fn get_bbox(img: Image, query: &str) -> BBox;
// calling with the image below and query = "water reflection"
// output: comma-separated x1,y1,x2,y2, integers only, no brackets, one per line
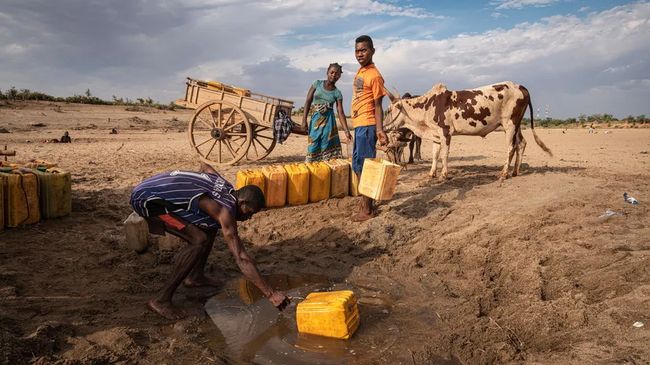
205,274,354,364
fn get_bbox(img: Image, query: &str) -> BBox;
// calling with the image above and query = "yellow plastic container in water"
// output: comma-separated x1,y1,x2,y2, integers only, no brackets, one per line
346,160,360,197
284,163,310,206
0,170,40,227
324,159,350,198
235,169,266,193
306,162,331,203
358,158,401,200
296,290,360,340
29,168,72,219
261,165,287,208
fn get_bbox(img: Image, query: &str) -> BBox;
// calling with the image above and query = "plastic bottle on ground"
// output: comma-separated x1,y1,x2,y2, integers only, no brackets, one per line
623,192,639,205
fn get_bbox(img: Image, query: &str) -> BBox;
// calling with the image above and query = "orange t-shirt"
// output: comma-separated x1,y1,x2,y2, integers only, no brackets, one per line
351,64,386,128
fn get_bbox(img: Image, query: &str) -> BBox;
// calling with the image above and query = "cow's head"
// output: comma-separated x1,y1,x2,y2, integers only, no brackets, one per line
385,90,410,130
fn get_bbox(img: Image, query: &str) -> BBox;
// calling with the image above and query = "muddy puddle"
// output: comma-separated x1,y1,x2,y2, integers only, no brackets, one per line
202,273,400,364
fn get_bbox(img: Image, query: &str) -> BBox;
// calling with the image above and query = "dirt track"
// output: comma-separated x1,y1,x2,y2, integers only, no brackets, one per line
1,101,648,364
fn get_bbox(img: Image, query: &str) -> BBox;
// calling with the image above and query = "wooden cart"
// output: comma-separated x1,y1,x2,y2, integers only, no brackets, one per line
174,78,294,166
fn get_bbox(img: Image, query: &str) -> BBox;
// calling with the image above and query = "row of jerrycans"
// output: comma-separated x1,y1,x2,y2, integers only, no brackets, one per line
235,159,360,208
0,167,72,230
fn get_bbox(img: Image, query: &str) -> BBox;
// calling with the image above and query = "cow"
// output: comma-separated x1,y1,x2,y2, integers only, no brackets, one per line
381,93,422,166
385,81,552,180
383,127,421,167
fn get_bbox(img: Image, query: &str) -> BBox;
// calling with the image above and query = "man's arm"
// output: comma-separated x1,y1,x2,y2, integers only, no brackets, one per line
336,99,352,142
374,96,387,145
200,162,218,174
198,197,288,308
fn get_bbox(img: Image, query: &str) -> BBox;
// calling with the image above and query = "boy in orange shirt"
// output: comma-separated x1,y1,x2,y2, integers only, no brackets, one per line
351,35,388,221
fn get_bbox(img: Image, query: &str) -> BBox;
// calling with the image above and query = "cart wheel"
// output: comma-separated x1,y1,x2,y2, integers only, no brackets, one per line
246,124,277,161
188,101,252,166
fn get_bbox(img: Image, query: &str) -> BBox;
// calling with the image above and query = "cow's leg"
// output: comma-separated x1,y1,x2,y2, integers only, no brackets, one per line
440,135,451,180
415,137,422,160
408,138,415,164
500,124,517,180
513,130,527,177
429,140,441,178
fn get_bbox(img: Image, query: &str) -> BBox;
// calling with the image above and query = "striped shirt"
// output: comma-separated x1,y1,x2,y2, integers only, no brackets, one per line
130,170,237,230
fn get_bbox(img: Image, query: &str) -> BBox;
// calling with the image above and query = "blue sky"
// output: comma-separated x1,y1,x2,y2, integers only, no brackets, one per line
1,0,648,118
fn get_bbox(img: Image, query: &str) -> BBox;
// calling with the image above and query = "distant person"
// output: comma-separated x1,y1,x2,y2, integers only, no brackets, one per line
301,63,352,162
110,128,118,134
350,35,388,221
130,163,290,320
60,131,72,143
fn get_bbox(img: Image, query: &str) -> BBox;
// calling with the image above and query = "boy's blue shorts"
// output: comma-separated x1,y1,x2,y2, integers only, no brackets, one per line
352,125,377,175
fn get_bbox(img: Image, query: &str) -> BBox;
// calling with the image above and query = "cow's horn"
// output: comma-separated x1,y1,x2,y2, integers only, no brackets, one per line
386,87,400,102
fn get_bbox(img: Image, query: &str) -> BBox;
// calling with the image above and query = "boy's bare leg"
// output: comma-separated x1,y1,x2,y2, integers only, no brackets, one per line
148,224,207,320
183,229,222,288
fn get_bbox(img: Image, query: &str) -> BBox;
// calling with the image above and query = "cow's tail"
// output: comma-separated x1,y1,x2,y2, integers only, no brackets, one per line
527,95,553,157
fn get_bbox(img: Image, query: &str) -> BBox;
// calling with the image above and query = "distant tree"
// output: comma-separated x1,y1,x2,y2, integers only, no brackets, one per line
8,86,18,100
0,89,4,100
85,88,92,97
578,114,587,123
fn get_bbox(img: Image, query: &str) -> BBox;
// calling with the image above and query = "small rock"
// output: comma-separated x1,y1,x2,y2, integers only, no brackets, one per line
633,321,644,328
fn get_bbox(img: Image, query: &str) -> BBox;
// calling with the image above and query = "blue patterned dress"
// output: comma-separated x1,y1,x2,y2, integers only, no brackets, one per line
306,80,343,162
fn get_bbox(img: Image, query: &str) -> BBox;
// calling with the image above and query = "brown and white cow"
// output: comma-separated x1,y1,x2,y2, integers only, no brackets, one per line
385,81,552,180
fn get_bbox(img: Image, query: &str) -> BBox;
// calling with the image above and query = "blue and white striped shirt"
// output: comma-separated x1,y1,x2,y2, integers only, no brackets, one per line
130,170,237,229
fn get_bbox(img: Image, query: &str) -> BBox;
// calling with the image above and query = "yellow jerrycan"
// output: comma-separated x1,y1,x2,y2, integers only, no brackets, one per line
296,290,360,340
235,169,266,193
261,165,287,208
358,158,401,201
305,162,331,203
0,169,40,227
324,159,350,198
284,163,310,206
346,159,360,197
29,167,72,219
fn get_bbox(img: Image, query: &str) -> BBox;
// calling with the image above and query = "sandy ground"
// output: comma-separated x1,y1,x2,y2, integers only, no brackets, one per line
0,101,648,364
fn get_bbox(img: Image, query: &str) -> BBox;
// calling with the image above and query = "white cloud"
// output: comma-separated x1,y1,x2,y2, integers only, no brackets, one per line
1,1,648,118
491,0,561,10
260,0,441,19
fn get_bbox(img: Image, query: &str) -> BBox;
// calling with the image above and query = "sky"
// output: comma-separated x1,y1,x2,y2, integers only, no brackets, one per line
1,0,649,118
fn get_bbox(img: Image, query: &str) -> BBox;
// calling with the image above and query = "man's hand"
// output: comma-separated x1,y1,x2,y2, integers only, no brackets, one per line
377,130,388,146
268,291,290,311
344,131,352,143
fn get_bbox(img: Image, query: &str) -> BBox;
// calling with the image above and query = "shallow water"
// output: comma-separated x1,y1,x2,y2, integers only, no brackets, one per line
204,273,396,364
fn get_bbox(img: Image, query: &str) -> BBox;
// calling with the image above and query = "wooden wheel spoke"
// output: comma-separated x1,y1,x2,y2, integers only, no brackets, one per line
195,136,214,148
216,105,222,128
250,138,260,157
254,136,271,150
205,140,218,159
229,137,245,153
222,109,236,127
197,116,213,130
255,134,274,140
207,106,218,128
223,120,244,132
224,139,237,156
217,139,222,163
227,132,248,137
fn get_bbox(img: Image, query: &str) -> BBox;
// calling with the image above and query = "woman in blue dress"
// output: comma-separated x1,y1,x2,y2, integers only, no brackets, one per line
301,63,352,162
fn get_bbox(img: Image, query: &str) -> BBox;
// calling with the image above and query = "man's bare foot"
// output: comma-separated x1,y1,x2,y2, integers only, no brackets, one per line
183,275,222,288
351,211,375,222
147,299,186,320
